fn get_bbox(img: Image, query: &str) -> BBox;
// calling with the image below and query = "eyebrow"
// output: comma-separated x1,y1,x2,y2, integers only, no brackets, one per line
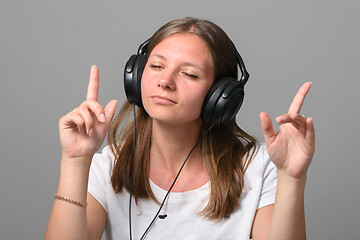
148,53,206,73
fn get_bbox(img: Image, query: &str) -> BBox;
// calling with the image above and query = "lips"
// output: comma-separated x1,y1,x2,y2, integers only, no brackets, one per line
151,95,177,104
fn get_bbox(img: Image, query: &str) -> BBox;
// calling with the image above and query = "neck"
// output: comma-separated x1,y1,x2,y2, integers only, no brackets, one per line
150,120,204,174
149,120,211,192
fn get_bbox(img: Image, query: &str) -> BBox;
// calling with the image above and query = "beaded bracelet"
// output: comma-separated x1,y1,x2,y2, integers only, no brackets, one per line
54,194,88,207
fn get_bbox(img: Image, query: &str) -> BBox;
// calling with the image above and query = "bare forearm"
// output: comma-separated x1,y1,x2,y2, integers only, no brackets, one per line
45,157,92,240
268,170,307,240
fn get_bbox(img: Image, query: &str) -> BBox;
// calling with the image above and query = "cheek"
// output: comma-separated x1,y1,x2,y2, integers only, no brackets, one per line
183,85,211,113
140,70,154,114
140,70,151,98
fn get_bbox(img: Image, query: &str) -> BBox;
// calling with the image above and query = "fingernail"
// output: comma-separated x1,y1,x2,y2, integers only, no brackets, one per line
89,128,94,136
99,114,106,123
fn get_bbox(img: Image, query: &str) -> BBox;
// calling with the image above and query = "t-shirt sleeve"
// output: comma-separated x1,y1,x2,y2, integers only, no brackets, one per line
88,146,113,212
258,144,277,209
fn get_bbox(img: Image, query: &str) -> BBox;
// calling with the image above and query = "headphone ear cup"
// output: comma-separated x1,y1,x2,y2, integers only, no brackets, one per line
124,54,147,107
201,77,244,128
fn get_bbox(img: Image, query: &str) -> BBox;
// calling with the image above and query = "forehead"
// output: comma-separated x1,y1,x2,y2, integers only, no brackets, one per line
150,33,214,67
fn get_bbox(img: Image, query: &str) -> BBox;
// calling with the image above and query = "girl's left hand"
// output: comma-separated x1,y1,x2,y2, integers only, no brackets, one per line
260,82,315,180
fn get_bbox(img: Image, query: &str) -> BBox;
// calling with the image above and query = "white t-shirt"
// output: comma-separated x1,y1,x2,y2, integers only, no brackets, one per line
88,144,277,240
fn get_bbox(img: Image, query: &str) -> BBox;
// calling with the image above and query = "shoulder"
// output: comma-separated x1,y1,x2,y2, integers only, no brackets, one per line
244,143,276,183
246,143,271,170
243,143,277,209
90,146,115,178
88,146,117,213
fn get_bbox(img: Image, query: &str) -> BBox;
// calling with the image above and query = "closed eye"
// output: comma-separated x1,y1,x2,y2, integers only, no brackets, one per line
150,64,163,70
183,72,199,79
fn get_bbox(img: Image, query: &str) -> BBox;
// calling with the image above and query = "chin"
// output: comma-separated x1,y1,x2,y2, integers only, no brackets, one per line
144,103,202,127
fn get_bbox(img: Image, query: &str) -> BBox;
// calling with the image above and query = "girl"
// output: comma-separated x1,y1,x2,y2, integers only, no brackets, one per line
46,17,315,240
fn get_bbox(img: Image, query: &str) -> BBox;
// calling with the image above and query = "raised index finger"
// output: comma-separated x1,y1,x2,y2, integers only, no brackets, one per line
86,65,99,101
288,82,312,113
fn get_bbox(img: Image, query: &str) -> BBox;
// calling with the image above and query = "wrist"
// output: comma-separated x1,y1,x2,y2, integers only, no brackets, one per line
61,155,93,169
57,156,92,202
276,169,307,190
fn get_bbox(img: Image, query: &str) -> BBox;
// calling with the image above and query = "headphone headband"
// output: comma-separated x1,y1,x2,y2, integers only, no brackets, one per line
137,39,149,55
234,45,249,86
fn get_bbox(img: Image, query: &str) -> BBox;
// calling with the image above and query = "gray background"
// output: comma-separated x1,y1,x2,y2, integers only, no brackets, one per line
1,0,359,239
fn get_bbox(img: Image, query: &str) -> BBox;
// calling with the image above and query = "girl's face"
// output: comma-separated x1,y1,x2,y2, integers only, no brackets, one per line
141,33,215,127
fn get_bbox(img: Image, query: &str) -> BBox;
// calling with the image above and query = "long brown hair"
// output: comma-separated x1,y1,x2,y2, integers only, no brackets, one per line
108,17,258,221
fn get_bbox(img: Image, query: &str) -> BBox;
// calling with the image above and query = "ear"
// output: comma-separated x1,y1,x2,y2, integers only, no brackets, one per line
124,54,147,108
202,77,244,128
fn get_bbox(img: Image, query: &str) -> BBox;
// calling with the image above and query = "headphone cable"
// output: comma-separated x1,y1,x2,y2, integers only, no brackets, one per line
129,103,136,240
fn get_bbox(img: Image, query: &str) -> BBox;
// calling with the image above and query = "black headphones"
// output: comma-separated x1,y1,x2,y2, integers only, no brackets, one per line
124,39,249,128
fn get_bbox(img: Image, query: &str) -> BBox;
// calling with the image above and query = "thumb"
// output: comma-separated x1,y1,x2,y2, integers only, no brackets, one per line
104,100,118,123
260,112,276,147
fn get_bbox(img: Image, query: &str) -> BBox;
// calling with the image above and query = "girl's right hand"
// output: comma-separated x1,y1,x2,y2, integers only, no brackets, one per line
58,65,118,163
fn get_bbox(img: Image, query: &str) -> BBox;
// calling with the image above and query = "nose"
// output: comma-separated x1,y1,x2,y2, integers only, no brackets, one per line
158,71,176,90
